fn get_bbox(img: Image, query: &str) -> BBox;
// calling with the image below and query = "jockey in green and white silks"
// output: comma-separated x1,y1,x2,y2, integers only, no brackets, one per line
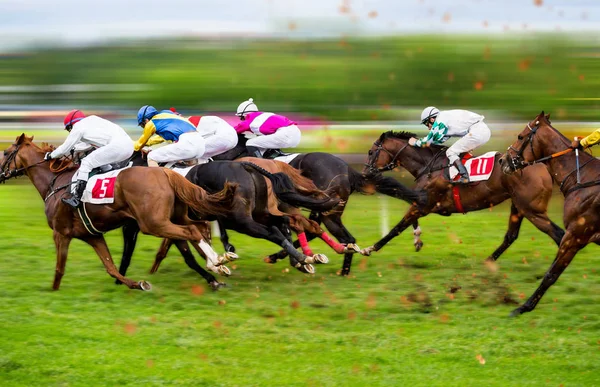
409,107,491,184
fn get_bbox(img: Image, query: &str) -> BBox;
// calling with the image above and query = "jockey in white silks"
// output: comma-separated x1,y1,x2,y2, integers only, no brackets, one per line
408,107,491,184
134,105,206,167
233,98,301,158
44,110,134,208
187,115,238,159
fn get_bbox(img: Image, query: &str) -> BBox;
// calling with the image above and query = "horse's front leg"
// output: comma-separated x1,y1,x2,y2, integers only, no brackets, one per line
52,231,72,290
361,206,423,256
412,221,423,252
116,220,140,284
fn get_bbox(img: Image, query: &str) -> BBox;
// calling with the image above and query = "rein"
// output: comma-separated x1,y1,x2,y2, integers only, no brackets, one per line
365,141,409,173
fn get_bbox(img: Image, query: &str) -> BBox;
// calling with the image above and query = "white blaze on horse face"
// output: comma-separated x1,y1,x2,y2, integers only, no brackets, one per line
198,239,220,268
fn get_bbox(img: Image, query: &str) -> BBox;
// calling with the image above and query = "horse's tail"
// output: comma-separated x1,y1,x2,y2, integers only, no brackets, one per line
271,162,327,197
241,162,340,211
348,167,427,206
162,169,238,216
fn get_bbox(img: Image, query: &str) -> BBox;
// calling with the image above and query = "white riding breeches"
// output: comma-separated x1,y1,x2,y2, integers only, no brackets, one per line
77,139,133,181
246,125,301,151
148,131,206,163
446,121,491,164
197,117,239,158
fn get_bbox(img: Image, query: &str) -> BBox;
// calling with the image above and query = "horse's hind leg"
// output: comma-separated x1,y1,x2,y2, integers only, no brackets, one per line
362,206,422,255
84,236,151,291
321,213,357,276
116,220,140,284
412,221,423,252
486,203,524,262
52,231,72,290
173,240,224,290
150,238,173,274
218,220,236,253
265,211,321,263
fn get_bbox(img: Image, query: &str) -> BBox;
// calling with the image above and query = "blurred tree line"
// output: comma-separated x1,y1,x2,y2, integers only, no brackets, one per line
1,34,598,121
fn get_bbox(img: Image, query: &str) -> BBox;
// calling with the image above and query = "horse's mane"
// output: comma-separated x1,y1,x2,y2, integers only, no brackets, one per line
379,130,447,153
40,143,56,152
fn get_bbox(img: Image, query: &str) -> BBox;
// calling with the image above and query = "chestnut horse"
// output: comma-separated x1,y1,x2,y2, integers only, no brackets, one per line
361,131,564,260
0,134,236,291
500,112,600,316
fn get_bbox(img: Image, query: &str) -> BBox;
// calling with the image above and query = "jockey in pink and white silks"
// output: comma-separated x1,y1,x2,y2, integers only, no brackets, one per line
408,107,491,184
44,110,134,208
233,98,301,158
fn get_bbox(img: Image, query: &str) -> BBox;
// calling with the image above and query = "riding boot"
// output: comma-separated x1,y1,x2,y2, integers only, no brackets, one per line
453,159,470,184
246,146,263,158
62,180,86,208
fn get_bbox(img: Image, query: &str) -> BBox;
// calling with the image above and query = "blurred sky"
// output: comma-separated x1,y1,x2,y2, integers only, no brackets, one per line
1,0,599,50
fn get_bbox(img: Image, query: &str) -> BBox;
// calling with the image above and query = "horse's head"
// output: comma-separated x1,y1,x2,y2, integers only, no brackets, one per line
499,111,552,175
0,133,38,182
363,131,414,176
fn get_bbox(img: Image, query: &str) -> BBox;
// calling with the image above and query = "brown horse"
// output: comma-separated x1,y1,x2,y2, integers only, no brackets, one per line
0,134,236,291
361,131,564,261
499,112,600,316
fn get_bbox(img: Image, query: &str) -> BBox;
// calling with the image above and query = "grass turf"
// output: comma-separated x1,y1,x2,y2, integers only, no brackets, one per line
0,183,598,386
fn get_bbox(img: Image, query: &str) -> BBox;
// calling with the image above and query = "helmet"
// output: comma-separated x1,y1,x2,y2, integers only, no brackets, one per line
63,109,86,129
236,98,258,116
420,106,439,125
137,105,158,126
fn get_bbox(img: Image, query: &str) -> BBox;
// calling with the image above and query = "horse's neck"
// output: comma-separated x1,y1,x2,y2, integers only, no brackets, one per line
398,147,443,177
26,163,69,200
548,148,599,193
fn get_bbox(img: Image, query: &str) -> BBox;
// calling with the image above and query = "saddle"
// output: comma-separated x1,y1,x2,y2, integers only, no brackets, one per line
89,159,133,179
263,149,289,159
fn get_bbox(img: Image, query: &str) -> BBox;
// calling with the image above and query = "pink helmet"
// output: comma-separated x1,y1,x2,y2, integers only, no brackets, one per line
63,109,86,129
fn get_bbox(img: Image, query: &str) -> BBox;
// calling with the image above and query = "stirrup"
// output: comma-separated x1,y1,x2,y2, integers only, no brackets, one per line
62,196,82,208
453,175,470,184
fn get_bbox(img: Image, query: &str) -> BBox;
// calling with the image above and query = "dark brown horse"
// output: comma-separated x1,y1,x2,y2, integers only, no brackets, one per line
0,134,236,291
361,131,564,261
499,111,600,316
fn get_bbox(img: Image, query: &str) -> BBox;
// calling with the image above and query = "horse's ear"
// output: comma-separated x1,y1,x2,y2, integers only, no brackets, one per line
15,133,26,144
27,135,34,142
545,113,551,120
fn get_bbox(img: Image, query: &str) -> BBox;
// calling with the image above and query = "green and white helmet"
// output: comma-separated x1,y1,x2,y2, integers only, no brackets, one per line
236,98,259,116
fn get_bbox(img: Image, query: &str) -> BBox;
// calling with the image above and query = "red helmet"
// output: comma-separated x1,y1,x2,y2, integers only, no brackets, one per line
63,109,86,129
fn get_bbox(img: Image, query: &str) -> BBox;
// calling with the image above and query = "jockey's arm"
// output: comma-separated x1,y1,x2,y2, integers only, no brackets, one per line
146,135,165,147
580,128,600,148
415,122,447,147
234,120,251,134
133,121,158,151
50,126,84,158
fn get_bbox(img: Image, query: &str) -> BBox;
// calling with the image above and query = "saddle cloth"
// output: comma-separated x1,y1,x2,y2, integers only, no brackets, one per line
81,165,132,204
273,153,300,164
449,151,497,182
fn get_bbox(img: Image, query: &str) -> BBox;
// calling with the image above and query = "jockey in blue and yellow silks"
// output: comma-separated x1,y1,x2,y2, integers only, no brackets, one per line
134,105,206,167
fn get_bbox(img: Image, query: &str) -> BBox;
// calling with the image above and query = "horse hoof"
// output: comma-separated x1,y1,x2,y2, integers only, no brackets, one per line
263,257,278,264
296,264,315,274
312,254,329,264
509,306,526,317
210,281,226,291
218,265,232,276
414,241,424,252
139,281,152,291
360,246,375,256
225,245,236,253
344,243,361,253
224,252,239,262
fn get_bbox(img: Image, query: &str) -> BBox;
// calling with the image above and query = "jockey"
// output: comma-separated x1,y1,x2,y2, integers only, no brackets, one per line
233,98,301,158
408,107,491,184
167,109,238,159
572,128,600,149
44,110,134,208
134,105,206,167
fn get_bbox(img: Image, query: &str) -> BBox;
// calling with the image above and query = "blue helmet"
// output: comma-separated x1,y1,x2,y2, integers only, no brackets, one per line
137,105,158,126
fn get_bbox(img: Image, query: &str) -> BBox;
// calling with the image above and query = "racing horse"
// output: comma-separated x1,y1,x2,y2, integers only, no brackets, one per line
213,134,425,275
500,111,600,315
0,134,237,291
361,130,564,261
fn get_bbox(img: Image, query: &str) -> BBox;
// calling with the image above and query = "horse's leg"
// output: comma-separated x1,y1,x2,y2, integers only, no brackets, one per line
510,231,583,316
361,206,422,255
266,211,321,263
116,221,140,284
321,214,358,276
173,240,224,290
412,221,423,252
218,220,236,253
52,231,72,290
286,215,329,265
486,203,524,262
83,236,151,290
149,238,173,274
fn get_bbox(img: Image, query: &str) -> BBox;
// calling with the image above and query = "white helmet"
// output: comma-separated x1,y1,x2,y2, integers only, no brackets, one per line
420,106,439,124
236,98,259,116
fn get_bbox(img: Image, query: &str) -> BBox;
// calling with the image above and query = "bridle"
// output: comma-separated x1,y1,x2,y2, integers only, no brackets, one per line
503,122,541,172
364,139,408,175
0,143,69,183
